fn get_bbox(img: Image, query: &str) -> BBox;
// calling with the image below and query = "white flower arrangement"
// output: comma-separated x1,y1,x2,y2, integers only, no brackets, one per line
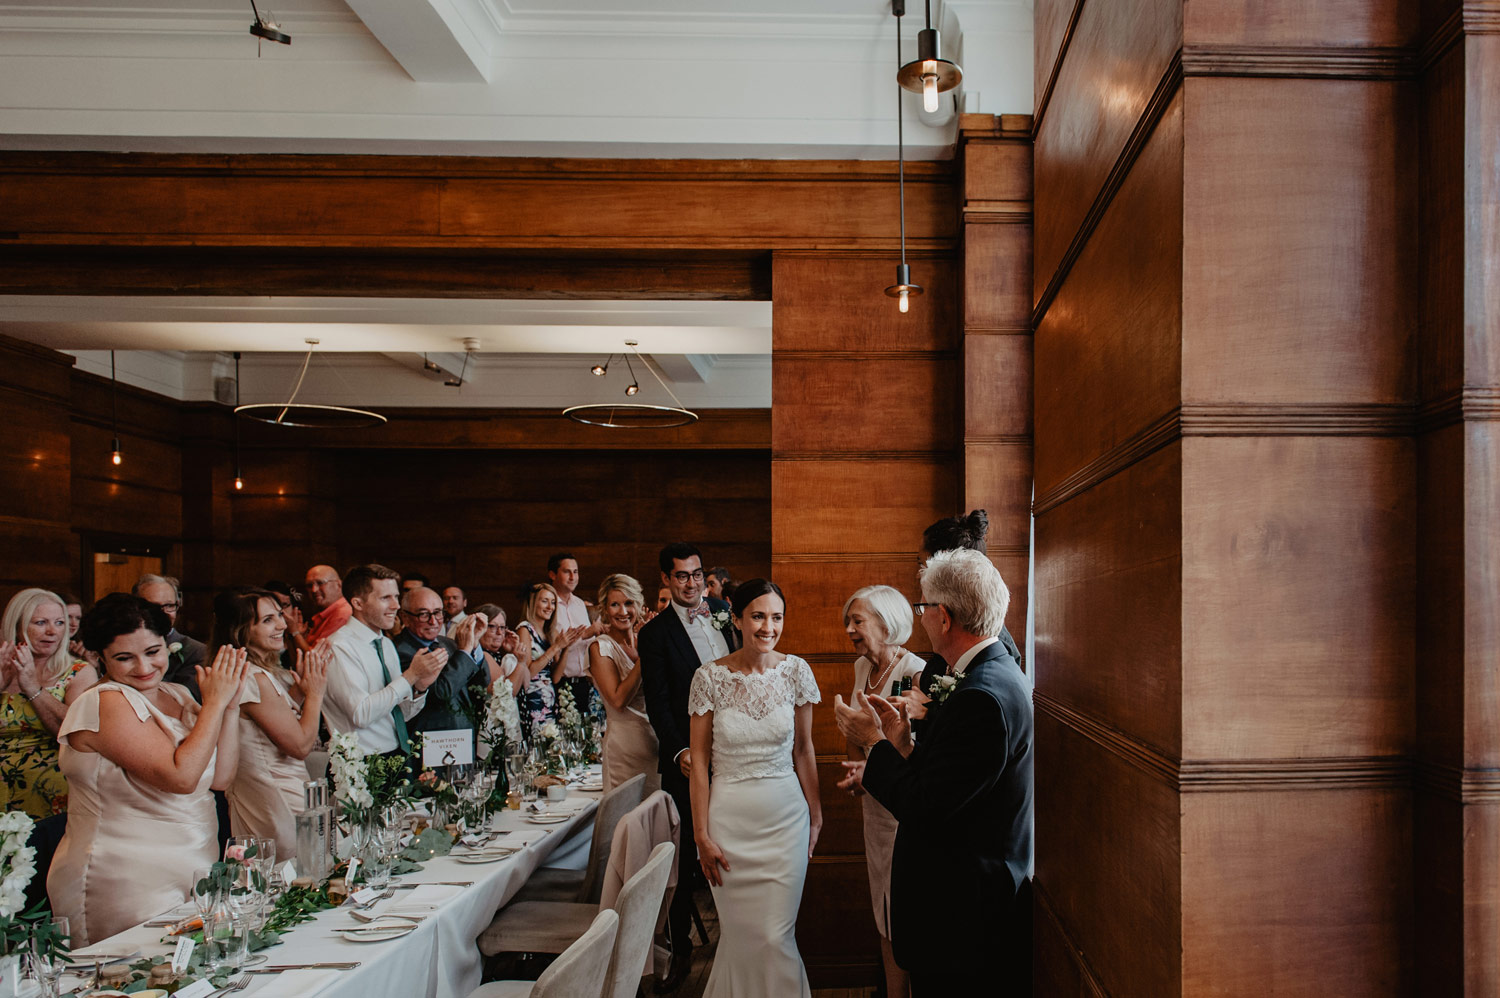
481,679,521,751
0,811,36,921
709,610,731,632
328,732,373,812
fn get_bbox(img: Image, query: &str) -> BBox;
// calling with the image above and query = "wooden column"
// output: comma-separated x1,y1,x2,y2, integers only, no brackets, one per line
960,114,1035,656
771,249,961,986
1413,2,1500,992
0,335,76,602
1033,0,1431,992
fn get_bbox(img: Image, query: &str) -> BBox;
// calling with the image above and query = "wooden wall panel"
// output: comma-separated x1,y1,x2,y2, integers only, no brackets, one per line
1181,789,1413,995
1034,708,1181,998
1182,77,1416,405
1035,443,1182,755
1032,0,1182,302
772,354,959,456
1181,435,1415,759
771,460,959,557
1183,0,1418,47
1033,94,1184,496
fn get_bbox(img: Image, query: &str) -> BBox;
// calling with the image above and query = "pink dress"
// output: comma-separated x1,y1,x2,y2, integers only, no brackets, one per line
48,682,218,947
227,665,311,861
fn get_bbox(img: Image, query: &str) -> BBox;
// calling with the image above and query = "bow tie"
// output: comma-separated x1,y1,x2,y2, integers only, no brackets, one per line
686,603,710,622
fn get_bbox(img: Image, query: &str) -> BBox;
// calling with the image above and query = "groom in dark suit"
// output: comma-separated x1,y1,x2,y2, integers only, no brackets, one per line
639,541,738,989
835,548,1033,997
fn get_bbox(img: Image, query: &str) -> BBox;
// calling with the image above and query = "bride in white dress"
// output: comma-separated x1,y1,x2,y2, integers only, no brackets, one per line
688,578,822,997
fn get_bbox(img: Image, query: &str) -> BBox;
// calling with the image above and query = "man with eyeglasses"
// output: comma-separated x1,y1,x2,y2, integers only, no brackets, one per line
132,573,207,699
394,586,487,745
638,541,739,990
303,564,352,648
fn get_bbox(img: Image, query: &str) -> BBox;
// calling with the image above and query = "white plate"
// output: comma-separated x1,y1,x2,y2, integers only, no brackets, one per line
69,948,141,965
574,782,604,791
335,923,416,942
524,813,571,825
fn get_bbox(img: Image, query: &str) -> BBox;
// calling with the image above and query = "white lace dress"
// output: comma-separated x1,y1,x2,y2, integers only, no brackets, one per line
688,656,821,998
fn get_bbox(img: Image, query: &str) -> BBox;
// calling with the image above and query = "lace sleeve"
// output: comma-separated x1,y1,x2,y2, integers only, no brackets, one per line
790,657,822,706
688,665,716,715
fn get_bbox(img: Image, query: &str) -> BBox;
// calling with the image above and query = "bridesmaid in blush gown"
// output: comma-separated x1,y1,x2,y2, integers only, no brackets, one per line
587,574,660,795
689,579,822,998
214,588,329,862
48,594,248,946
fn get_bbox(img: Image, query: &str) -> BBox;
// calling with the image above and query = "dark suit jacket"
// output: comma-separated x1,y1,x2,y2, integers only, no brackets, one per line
638,597,737,794
911,623,1023,741
393,631,485,743
863,639,1033,972
163,629,208,702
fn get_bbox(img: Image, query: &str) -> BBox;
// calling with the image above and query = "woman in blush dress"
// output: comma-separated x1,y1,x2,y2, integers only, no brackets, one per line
213,587,329,862
49,594,248,946
587,573,660,795
843,585,925,998
472,603,522,690
689,579,822,998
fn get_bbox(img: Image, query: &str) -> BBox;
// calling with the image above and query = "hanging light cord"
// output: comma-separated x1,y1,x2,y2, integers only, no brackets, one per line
110,350,118,433
629,344,691,410
275,344,316,425
896,8,908,270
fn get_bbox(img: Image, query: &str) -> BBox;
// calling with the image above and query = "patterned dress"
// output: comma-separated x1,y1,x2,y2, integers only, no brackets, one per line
0,682,70,819
517,623,558,736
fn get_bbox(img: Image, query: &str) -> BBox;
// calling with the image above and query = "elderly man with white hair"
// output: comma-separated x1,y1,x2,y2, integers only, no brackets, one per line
834,549,1033,997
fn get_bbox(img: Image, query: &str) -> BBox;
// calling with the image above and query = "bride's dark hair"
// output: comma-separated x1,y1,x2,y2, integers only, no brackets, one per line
729,578,785,618
922,509,989,556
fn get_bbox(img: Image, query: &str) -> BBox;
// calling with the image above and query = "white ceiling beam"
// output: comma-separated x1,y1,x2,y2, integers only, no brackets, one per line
343,0,499,83
649,354,718,384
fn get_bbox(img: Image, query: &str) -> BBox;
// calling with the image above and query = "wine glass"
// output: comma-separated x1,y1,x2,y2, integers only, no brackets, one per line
190,866,218,918
28,916,69,998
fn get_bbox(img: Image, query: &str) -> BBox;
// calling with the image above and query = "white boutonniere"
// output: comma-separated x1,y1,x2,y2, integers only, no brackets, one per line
168,642,183,655
709,610,731,632
929,674,959,704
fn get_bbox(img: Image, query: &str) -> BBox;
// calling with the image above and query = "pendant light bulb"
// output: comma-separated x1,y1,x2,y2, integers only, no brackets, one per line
234,475,244,491
922,67,939,112
625,382,640,396
885,263,924,313
591,364,606,377
899,288,911,313
110,439,122,466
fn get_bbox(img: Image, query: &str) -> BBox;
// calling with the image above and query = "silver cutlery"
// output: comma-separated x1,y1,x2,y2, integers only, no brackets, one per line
394,880,474,888
350,889,393,909
205,974,251,997
247,961,361,972
350,909,426,923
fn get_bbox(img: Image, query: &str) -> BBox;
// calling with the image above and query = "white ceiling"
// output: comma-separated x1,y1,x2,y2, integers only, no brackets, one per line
0,0,1033,159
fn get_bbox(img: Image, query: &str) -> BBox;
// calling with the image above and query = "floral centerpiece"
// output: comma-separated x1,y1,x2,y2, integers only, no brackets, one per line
532,720,564,776
0,811,70,996
555,685,588,769
328,732,414,826
479,678,521,762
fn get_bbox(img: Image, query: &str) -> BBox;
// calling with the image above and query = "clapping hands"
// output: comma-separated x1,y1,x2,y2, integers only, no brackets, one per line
453,613,488,654
833,690,913,756
198,645,250,712
293,641,331,700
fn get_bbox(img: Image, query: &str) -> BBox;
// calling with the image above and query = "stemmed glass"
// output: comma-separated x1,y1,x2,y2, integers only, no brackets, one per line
27,916,68,998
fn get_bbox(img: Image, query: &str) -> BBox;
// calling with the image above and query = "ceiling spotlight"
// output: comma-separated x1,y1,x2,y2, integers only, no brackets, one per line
249,0,291,45
625,382,641,396
623,353,642,395
591,356,611,377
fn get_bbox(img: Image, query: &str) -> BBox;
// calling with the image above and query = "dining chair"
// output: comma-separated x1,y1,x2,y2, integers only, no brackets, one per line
512,773,645,904
469,908,619,998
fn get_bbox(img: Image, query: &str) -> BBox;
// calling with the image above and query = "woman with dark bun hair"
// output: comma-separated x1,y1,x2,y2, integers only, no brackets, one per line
48,593,249,946
688,578,822,997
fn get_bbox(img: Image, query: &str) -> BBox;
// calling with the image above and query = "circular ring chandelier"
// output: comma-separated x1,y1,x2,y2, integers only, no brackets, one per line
234,339,387,429
564,341,699,429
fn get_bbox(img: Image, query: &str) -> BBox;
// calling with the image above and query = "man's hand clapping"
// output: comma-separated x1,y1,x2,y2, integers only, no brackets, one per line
404,644,447,692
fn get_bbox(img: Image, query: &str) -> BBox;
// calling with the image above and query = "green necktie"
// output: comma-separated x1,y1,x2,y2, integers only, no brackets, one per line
373,638,411,755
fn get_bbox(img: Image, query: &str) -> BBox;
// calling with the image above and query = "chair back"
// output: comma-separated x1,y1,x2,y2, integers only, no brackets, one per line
576,773,646,903
531,908,620,998
600,841,675,998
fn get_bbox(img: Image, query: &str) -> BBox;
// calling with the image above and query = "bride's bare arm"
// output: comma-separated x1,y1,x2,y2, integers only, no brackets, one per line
792,702,822,858
690,710,730,886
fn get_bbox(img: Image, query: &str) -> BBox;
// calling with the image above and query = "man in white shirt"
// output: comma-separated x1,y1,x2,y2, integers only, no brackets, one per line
547,552,598,713
325,563,445,757
442,585,469,636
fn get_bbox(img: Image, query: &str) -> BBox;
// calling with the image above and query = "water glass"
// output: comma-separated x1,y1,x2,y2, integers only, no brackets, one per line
190,868,218,916
27,916,68,998
207,911,250,974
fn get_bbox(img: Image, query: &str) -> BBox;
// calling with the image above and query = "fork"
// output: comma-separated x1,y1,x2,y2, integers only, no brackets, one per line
206,975,250,998
350,908,426,923
352,889,394,909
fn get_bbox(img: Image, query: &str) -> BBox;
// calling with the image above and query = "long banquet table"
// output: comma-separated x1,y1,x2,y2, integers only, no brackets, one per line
72,782,603,998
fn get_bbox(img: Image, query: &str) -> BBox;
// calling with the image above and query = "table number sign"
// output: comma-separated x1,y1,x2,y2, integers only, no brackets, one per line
421,729,474,767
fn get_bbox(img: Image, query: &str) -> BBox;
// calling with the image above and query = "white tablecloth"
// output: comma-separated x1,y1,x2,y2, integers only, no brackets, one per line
75,786,601,998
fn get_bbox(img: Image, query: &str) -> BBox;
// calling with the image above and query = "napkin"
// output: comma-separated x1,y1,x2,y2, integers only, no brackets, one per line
249,968,341,996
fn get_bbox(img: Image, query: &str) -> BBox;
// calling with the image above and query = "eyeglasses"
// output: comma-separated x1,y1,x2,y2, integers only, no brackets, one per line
402,609,444,623
152,602,180,614
670,570,706,584
912,602,942,617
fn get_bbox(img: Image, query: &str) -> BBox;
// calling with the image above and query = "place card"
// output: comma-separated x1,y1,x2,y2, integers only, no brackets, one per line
344,858,360,888
175,978,216,998
349,887,380,906
420,729,474,767
279,859,298,885
171,937,195,973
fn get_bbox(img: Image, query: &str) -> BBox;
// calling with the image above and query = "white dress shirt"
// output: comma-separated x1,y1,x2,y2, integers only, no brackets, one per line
444,611,468,638
949,636,999,677
674,599,729,665
555,592,594,679
324,616,427,754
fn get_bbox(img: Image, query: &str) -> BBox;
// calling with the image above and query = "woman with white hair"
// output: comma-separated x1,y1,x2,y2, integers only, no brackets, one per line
843,585,925,998
1,588,96,818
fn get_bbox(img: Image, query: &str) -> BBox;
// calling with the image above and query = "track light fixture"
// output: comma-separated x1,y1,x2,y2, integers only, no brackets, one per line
896,0,961,113
591,355,612,377
623,354,642,396
563,339,698,428
249,0,291,48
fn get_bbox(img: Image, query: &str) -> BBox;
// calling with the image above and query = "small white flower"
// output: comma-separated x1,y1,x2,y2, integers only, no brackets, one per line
709,610,731,631
168,642,183,655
